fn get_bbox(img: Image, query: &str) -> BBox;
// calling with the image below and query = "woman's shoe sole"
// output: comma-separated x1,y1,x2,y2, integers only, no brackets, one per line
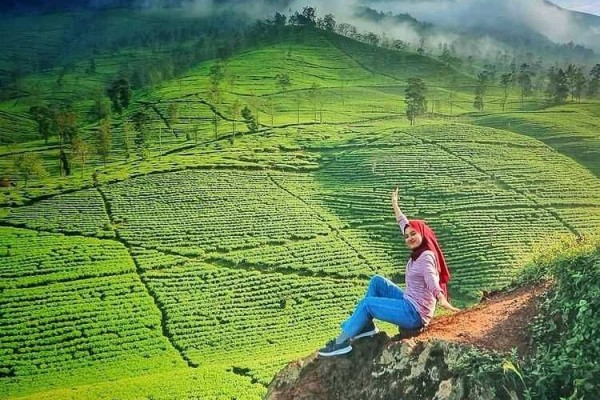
318,345,353,356
353,327,379,340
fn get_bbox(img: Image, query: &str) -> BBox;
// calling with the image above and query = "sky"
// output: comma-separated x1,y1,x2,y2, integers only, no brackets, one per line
549,0,600,16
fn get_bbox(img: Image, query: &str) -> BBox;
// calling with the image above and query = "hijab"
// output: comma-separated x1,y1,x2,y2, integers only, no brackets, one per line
406,219,451,299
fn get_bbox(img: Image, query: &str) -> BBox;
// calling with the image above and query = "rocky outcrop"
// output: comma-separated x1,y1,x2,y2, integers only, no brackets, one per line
266,334,517,400
266,284,552,399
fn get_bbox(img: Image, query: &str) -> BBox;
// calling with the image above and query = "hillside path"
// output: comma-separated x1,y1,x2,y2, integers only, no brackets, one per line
404,282,551,355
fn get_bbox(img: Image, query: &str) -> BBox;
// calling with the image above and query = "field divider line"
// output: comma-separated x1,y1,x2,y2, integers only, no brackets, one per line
125,237,370,282
323,35,402,83
141,95,354,157
206,256,371,282
424,202,600,215
0,268,134,291
318,134,389,170
0,219,122,242
0,144,62,157
0,185,96,210
95,187,197,368
435,142,580,236
0,163,309,210
266,172,378,274
400,132,581,237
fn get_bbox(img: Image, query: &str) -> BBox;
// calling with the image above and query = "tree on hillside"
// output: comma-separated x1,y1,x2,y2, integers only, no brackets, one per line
207,84,222,140
55,106,78,177
531,56,546,97
302,7,318,25
56,107,78,145
12,152,47,188
241,106,258,133
107,78,132,114
517,63,534,109
509,61,518,84
336,22,358,39
473,71,489,112
364,32,380,47
573,67,587,103
71,137,90,178
499,72,513,112
565,63,577,101
266,95,275,128
289,6,317,27
405,77,427,125
546,67,558,102
132,110,151,160
122,121,134,161
438,44,461,69
96,117,111,166
586,64,600,97
270,12,287,27
483,64,497,85
392,39,408,52
294,93,303,126
207,63,225,141
321,14,336,31
229,99,242,144
317,92,327,123
555,69,568,103
249,92,261,127
308,82,321,122
447,77,458,116
546,67,569,104
59,148,71,177
275,73,291,93
416,37,426,56
90,93,112,122
226,70,238,92
167,102,179,137
29,105,56,144
430,86,438,114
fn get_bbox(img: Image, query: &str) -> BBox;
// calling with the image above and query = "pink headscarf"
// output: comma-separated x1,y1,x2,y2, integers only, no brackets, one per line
406,219,451,299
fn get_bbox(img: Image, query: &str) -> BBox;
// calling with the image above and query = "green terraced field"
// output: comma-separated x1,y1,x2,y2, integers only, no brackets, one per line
0,228,186,398
2,189,113,238
1,14,599,400
472,102,600,178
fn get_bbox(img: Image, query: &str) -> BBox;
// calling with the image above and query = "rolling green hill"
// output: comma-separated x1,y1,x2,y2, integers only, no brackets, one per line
1,15,599,400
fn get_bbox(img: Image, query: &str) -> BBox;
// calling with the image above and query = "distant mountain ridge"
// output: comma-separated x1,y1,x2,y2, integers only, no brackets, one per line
352,0,600,62
2,0,600,69
4,0,598,64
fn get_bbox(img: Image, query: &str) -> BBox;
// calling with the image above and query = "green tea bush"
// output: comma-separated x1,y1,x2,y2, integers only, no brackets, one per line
525,241,600,399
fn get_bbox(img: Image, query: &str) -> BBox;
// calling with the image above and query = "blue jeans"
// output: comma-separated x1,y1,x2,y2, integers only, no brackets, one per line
341,275,423,338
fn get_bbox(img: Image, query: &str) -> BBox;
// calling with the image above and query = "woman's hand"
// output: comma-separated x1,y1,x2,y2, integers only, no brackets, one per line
391,187,399,208
391,187,404,223
438,294,460,312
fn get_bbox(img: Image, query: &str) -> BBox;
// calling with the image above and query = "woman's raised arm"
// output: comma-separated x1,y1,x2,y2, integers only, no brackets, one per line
392,187,408,225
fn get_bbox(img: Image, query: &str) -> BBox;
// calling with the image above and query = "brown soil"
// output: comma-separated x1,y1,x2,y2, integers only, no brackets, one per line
396,282,552,355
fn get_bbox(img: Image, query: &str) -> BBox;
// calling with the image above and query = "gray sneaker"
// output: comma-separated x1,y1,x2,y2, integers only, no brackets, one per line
353,321,379,340
318,339,352,356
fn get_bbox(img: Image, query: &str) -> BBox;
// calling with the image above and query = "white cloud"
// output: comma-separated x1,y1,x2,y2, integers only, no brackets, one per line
135,0,599,53
549,0,600,16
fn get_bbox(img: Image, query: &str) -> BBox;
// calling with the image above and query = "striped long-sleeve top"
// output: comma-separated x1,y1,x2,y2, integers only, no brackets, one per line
399,214,444,326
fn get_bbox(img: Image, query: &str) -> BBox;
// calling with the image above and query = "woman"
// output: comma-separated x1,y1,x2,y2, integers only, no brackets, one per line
318,188,459,357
